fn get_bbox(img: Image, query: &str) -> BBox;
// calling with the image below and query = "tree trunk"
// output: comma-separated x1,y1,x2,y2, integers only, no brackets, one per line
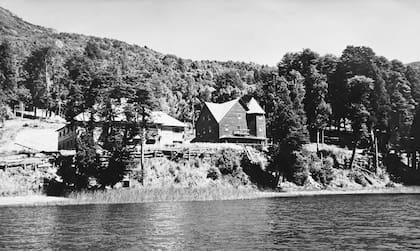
337,119,341,132
407,153,410,166
316,129,320,154
321,128,325,144
349,135,358,170
20,102,24,119
374,132,379,174
140,126,145,185
58,100,62,117
275,172,282,189
412,151,417,169
140,107,146,186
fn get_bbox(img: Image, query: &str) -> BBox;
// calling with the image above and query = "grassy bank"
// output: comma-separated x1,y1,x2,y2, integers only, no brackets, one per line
0,166,56,196
0,140,407,205
68,184,267,204
66,185,420,205
3,185,420,207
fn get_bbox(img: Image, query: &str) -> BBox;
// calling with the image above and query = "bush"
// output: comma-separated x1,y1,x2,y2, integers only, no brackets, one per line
215,149,242,175
207,166,221,180
383,154,420,185
347,170,367,186
291,151,311,186
230,167,251,186
318,149,341,169
309,157,334,185
44,179,66,196
241,156,275,188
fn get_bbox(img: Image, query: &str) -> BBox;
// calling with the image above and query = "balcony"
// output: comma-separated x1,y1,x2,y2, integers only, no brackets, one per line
233,129,250,136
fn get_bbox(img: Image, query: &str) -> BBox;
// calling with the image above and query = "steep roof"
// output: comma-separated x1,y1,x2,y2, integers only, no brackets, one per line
73,110,186,128
246,98,265,114
204,97,265,122
205,98,240,122
74,111,103,122
150,111,187,127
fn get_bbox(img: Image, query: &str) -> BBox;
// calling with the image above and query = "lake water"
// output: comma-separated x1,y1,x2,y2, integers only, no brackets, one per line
1,195,420,250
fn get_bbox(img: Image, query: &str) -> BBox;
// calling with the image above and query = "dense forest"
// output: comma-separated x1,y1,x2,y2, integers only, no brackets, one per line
2,6,420,187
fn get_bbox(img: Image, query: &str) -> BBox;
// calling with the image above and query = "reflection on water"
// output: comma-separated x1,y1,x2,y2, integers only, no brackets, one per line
1,195,420,250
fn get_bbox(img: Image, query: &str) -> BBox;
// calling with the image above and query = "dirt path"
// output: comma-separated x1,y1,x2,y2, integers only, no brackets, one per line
0,119,64,154
0,119,26,154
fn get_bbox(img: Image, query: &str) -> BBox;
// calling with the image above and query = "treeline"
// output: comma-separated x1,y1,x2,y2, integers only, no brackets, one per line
0,37,260,122
252,47,420,182
2,33,420,185
0,36,260,189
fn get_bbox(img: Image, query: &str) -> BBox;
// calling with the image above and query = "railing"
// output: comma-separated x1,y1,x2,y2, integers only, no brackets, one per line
233,129,250,136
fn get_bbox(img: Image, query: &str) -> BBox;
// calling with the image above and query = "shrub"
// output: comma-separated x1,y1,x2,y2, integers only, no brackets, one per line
291,151,311,185
241,156,275,188
44,179,66,196
231,167,251,186
347,170,367,186
207,166,221,180
215,149,241,175
309,157,334,185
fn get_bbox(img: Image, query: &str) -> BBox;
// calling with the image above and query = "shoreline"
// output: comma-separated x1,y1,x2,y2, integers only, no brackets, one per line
0,195,72,207
1,186,420,207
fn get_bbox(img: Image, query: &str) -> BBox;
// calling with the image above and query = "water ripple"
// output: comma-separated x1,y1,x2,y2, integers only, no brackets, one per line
1,194,420,250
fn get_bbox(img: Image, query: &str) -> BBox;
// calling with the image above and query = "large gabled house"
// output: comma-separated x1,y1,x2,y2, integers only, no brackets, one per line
57,111,187,150
194,96,266,144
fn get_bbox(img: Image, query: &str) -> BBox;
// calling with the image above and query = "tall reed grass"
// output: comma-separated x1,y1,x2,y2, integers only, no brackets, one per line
68,184,269,204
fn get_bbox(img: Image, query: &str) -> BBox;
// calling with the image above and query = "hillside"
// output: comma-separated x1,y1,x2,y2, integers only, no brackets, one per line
408,61,420,71
0,6,264,121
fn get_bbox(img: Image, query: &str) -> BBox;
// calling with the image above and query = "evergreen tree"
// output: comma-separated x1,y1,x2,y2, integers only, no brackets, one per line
74,127,100,189
386,61,416,153
22,46,59,115
347,75,374,169
256,66,309,183
0,40,17,105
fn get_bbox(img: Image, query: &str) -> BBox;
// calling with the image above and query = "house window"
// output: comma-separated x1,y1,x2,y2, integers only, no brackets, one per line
173,127,183,133
209,126,212,133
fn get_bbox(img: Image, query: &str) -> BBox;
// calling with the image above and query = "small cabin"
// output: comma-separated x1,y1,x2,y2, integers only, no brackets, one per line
195,96,266,144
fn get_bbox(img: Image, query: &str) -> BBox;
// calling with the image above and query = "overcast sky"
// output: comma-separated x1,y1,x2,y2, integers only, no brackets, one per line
1,0,419,65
